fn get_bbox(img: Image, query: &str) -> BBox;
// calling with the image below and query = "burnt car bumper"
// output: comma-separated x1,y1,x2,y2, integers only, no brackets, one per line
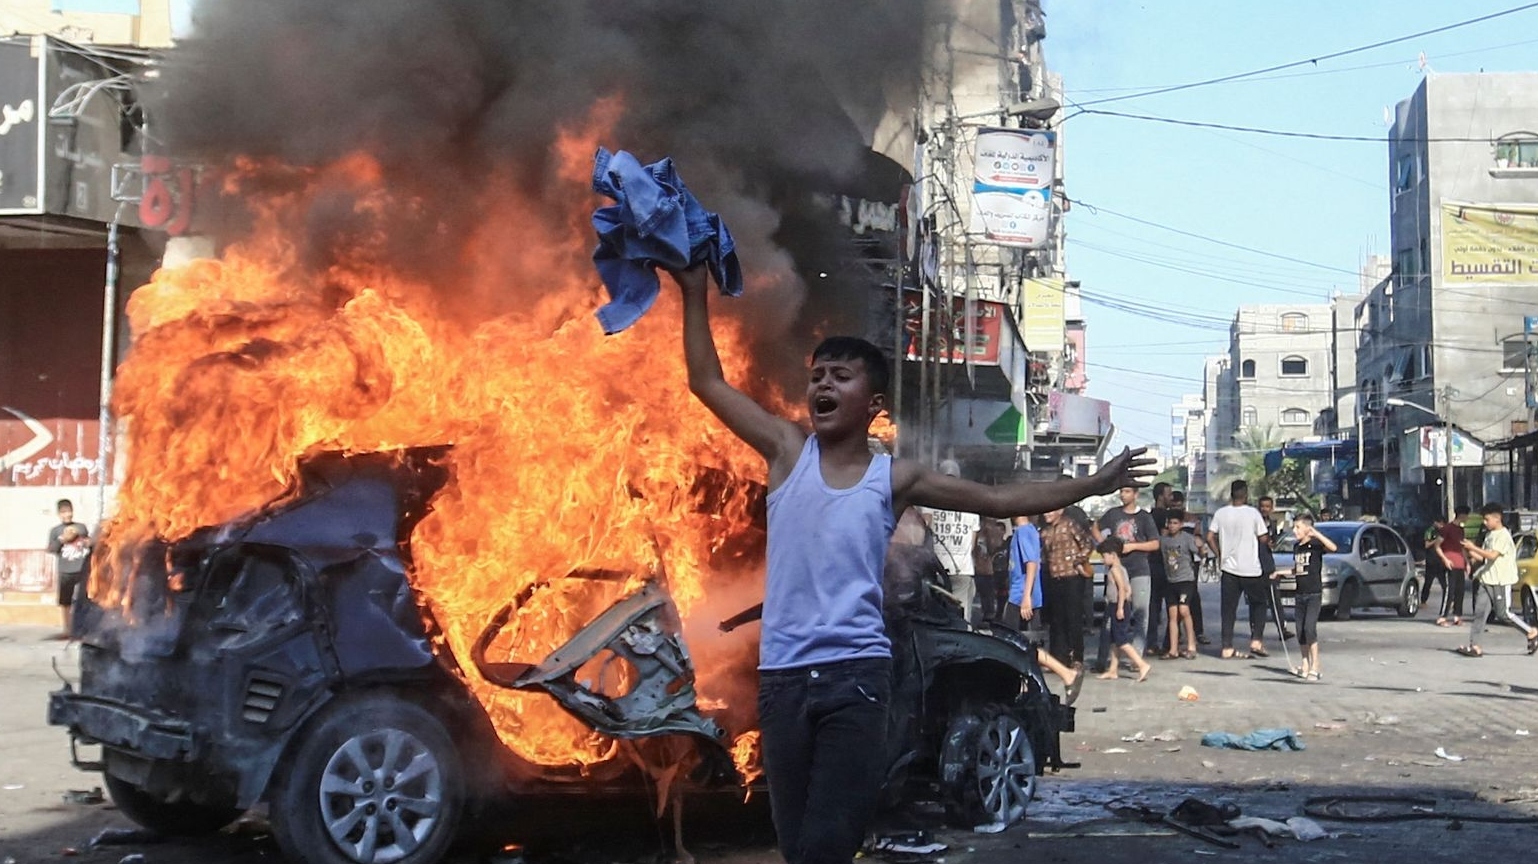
49,689,198,763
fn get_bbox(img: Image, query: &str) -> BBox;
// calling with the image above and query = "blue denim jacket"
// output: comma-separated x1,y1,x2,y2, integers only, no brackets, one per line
590,148,742,334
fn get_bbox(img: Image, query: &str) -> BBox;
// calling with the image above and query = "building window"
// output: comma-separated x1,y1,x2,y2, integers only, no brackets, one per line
1280,355,1308,376
1280,408,1311,426
1502,335,1532,373
1394,152,1415,192
1241,406,1258,428
1240,359,1256,378
1279,312,1309,332
1495,134,1538,170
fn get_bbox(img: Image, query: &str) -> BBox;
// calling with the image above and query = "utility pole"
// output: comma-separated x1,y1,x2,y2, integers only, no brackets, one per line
1439,384,1456,521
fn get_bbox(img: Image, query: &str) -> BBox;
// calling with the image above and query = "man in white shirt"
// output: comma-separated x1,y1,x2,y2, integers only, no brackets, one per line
925,506,980,624
1206,480,1271,659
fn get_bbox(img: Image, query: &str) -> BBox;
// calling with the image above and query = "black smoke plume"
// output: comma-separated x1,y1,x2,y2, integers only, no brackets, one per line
153,0,925,372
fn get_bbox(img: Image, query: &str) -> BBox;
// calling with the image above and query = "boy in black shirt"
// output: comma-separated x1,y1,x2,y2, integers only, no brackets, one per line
1288,514,1337,680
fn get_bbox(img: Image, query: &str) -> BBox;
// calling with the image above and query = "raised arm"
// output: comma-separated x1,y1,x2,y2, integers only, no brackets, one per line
892,446,1155,518
675,267,803,471
1314,531,1338,553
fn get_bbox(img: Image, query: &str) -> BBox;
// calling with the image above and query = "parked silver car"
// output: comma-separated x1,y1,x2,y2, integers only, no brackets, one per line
1273,521,1422,620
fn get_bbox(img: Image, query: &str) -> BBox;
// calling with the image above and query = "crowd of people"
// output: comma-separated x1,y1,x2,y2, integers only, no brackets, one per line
911,479,1538,692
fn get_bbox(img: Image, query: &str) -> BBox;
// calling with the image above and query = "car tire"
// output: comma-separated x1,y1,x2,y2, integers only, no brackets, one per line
1522,586,1538,629
270,692,464,864
1335,581,1358,621
938,704,1036,828
103,774,243,837
1397,581,1421,618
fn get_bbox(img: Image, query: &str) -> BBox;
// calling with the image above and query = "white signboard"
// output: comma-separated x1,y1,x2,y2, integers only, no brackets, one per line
968,127,1056,249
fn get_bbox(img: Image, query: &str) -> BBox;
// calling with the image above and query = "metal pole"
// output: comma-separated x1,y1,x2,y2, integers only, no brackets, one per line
97,211,123,522
1441,385,1455,522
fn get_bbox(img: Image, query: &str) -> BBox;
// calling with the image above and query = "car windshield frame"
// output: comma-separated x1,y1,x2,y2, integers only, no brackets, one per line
1316,524,1356,554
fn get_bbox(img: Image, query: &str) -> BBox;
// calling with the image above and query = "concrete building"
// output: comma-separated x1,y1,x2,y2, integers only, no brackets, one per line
1171,393,1205,488
1364,72,1538,527
1230,303,1337,438
1197,355,1235,514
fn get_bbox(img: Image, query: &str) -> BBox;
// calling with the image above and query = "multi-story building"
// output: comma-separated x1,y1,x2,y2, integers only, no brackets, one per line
1197,355,1235,514
897,0,1109,480
1171,392,1205,483
1363,73,1538,526
1230,303,1338,437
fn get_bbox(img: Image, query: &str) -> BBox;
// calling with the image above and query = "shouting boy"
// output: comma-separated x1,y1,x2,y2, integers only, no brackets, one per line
675,266,1150,864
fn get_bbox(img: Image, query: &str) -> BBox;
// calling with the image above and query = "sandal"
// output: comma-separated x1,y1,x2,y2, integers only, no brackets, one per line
1527,635,1538,656
1435,618,1449,627
1250,646,1269,658
1456,644,1484,657
1181,650,1197,660
1065,671,1086,706
1306,671,1321,681
1220,651,1251,660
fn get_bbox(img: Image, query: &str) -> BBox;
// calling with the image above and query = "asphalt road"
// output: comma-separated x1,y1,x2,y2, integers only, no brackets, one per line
3,586,1537,864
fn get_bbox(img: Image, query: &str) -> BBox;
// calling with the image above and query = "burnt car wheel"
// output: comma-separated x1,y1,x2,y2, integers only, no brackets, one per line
103,774,243,837
271,694,463,864
939,704,1036,828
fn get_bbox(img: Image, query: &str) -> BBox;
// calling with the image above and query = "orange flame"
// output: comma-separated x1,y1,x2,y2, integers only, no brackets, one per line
97,106,782,771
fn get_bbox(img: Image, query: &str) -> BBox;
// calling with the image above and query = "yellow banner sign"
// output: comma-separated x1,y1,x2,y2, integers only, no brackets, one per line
1021,277,1066,353
1441,202,1538,284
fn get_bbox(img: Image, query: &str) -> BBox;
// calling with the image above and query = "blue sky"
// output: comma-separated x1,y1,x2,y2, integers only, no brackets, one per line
1047,1,1538,451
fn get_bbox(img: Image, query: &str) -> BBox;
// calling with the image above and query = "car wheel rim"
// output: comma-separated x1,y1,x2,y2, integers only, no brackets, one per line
974,714,1034,824
318,728,443,864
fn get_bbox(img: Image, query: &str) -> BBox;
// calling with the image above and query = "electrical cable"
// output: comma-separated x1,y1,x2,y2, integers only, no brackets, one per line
1068,198,1362,276
1067,36,1538,94
1070,3,1538,108
1071,107,1507,144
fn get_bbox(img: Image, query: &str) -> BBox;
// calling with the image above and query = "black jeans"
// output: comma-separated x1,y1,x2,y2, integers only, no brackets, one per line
1421,560,1445,605
1188,578,1206,636
1441,568,1467,619
974,573,999,621
1295,593,1322,647
759,658,892,864
1219,572,1271,650
1146,566,1167,649
1044,576,1087,666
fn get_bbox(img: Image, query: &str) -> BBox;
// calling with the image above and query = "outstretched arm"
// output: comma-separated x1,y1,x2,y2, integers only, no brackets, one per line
675,267,803,472
891,447,1155,518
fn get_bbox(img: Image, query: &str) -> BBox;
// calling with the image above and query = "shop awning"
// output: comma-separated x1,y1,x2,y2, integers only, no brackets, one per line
1263,439,1375,475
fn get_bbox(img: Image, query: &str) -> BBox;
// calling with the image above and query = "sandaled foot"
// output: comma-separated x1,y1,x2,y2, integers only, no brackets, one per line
1456,644,1483,657
1435,618,1449,627
1249,644,1269,658
1096,670,1119,680
1181,649,1197,659
1306,671,1320,681
1066,671,1086,706
1527,635,1538,655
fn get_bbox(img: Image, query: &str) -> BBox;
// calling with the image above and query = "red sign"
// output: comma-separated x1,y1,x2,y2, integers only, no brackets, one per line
0,410,105,487
902,291,1006,365
139,154,200,236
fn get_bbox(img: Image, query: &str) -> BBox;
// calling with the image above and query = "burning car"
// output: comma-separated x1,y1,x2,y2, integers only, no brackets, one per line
50,449,1072,864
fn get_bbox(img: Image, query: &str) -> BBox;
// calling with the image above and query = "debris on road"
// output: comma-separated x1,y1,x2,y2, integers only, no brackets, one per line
62,787,103,805
1433,747,1466,762
118,855,147,864
1121,731,1146,742
89,828,164,848
1200,729,1306,751
1102,747,1130,754
868,830,947,855
1177,685,1199,701
1313,721,1346,730
1,784,22,790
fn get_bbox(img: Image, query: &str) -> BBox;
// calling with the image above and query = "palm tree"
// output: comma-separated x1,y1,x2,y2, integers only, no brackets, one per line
1208,424,1320,512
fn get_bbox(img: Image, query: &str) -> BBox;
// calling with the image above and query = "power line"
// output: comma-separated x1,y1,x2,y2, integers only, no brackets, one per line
1069,2,1538,108
1072,107,1504,143
1067,36,1538,95
1068,198,1363,277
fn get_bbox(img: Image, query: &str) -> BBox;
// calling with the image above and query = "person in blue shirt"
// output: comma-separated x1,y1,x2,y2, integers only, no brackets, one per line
1003,514,1083,703
675,265,1150,864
